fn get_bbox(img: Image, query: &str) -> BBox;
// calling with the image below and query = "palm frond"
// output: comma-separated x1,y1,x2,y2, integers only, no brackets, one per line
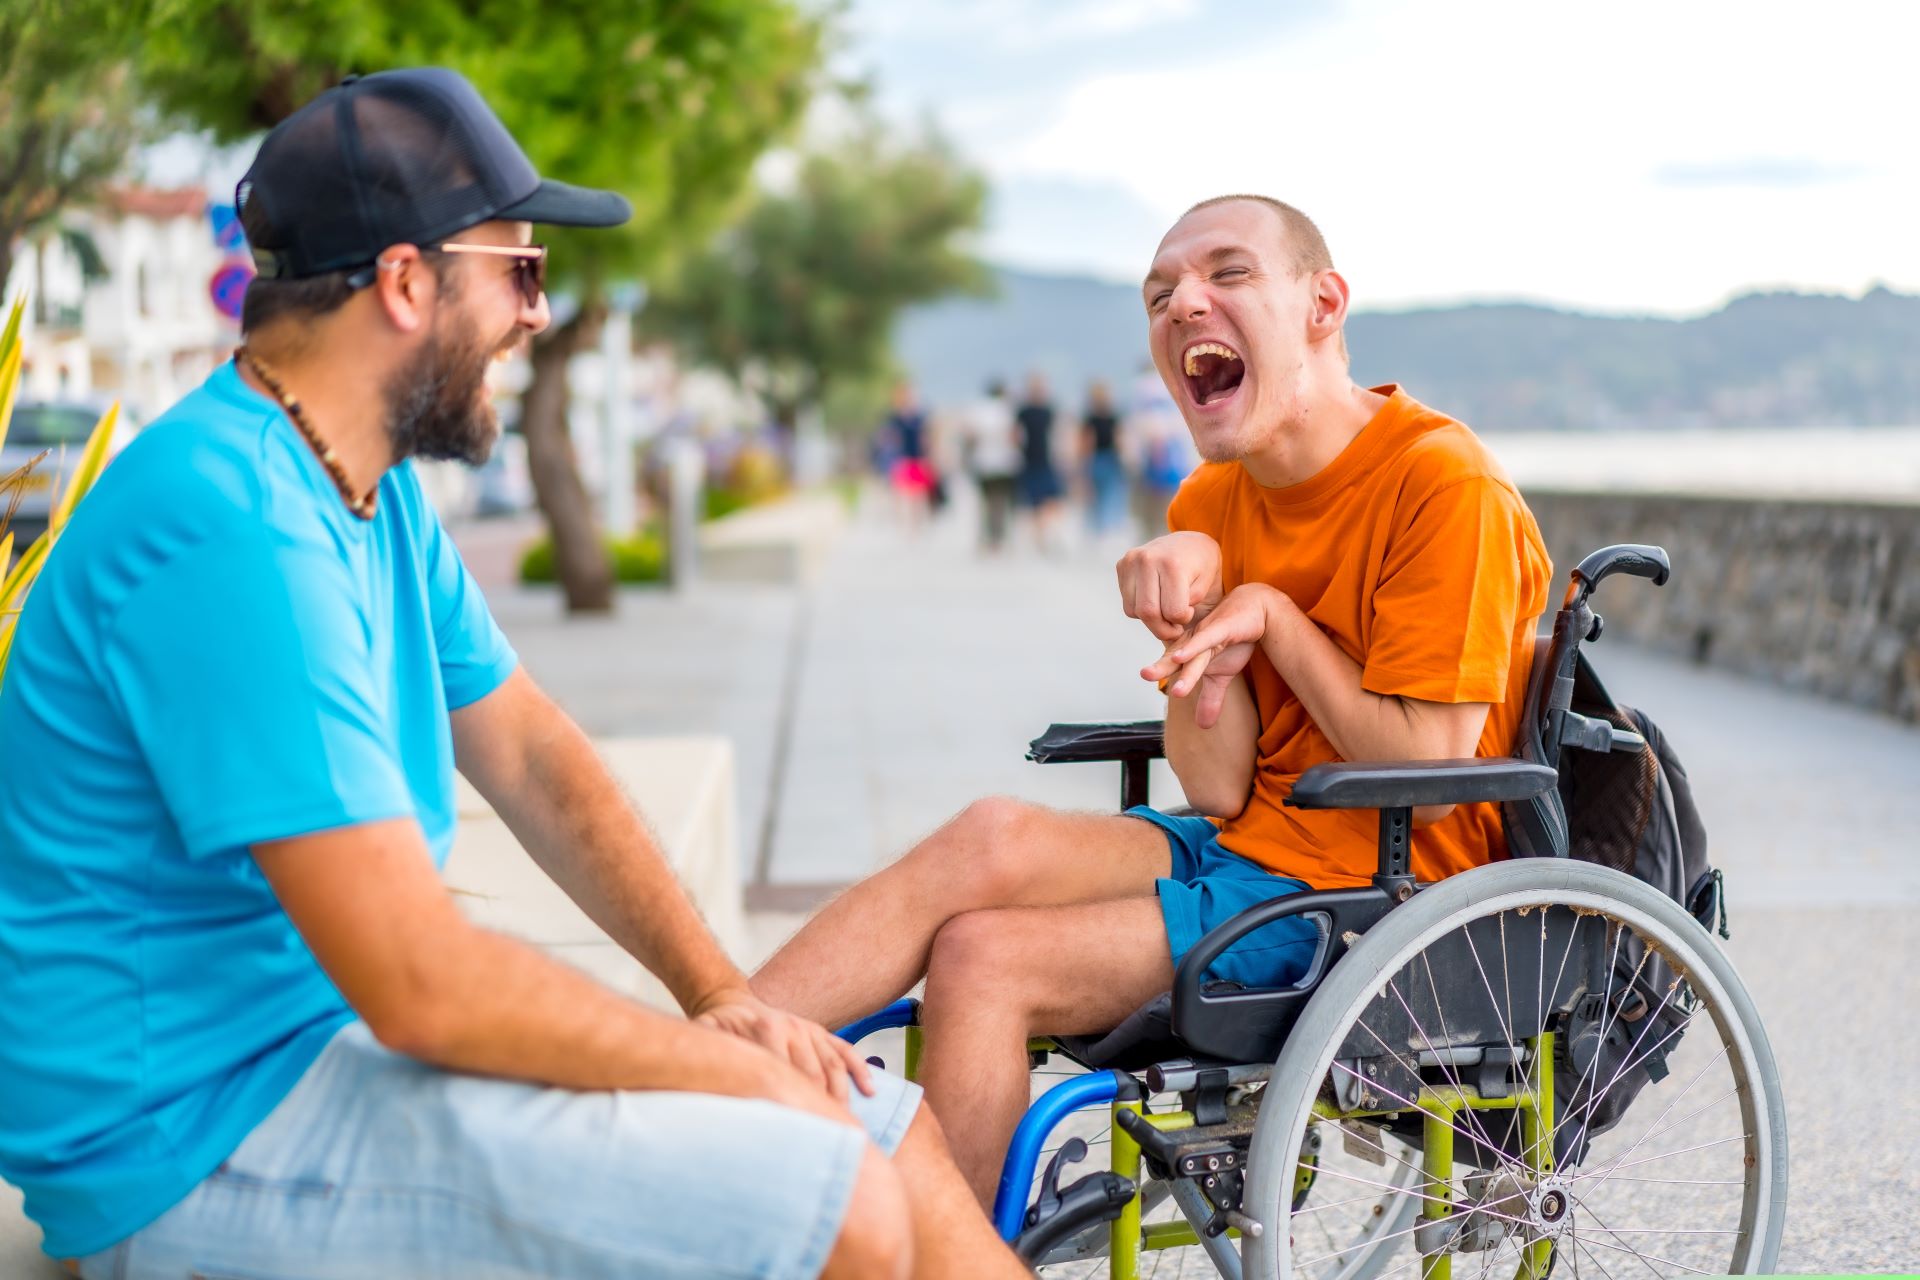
0,293,27,454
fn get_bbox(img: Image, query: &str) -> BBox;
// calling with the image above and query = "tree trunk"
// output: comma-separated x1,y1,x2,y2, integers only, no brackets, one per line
768,396,801,472
0,239,16,309
521,303,615,613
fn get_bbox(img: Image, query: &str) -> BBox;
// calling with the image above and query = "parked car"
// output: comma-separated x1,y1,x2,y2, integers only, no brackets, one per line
2,398,135,556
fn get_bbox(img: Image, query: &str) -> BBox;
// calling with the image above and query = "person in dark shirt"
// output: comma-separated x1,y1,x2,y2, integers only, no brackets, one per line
882,380,935,531
1080,379,1128,535
1015,371,1063,548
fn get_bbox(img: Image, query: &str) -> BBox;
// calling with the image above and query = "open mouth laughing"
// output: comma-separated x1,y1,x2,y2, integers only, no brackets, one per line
1181,340,1245,408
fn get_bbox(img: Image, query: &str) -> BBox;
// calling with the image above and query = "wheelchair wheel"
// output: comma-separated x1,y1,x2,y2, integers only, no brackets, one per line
1240,861,1787,1280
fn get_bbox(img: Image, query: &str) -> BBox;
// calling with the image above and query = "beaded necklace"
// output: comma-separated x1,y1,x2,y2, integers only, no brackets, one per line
236,348,378,520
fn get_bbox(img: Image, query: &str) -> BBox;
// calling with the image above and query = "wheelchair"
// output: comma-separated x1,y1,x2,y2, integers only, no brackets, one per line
840,544,1788,1279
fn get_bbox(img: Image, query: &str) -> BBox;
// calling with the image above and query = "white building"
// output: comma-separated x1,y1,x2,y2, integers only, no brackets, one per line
3,186,236,418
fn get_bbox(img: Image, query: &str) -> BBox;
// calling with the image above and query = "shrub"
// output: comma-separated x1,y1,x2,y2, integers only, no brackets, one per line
519,526,667,585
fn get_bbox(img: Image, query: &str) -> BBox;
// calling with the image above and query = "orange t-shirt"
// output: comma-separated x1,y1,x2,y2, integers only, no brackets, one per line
1167,385,1552,889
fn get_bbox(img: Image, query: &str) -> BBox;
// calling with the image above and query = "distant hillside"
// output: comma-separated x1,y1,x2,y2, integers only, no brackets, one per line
896,269,1920,429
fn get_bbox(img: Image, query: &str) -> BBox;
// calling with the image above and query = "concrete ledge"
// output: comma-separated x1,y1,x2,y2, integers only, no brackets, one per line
443,735,744,1010
696,491,848,585
1525,490,1920,721
1,736,742,1271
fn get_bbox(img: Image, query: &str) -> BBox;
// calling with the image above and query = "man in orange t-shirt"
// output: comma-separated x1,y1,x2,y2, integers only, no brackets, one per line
754,195,1553,1202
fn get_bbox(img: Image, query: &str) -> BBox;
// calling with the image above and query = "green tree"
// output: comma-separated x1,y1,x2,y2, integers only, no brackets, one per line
0,0,155,300
130,0,822,611
638,117,990,445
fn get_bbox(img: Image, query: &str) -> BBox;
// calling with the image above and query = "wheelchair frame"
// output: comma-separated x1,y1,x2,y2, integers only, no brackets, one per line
838,544,1781,1279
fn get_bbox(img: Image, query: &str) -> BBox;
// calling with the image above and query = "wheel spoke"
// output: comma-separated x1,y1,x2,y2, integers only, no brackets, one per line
1569,1131,1752,1177
1304,1091,1463,1209
1575,1080,1739,1196
1578,1175,1743,1187
1552,1006,1701,1168
1358,988,1530,1186
1461,923,1529,1113
1569,1222,1622,1280
1555,962,1692,1161
1571,1200,1722,1277
1307,1163,1533,1230
1291,1185,1416,1217
1413,950,1538,1183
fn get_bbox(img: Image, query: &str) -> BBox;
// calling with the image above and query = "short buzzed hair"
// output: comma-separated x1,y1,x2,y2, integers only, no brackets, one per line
1184,194,1334,277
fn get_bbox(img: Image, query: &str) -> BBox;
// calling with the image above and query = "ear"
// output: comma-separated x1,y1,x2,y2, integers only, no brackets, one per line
368,244,439,334
1306,268,1351,347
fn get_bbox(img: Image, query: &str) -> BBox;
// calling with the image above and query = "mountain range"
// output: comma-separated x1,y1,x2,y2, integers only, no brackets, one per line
895,269,1920,429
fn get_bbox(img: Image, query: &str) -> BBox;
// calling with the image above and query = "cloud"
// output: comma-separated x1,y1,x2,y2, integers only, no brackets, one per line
849,0,1920,313
1652,158,1870,188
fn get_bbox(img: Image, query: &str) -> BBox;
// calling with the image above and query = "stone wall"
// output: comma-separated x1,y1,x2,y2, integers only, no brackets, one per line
1523,490,1920,722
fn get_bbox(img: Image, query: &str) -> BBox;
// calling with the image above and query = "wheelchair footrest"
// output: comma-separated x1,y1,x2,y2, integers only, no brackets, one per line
1012,1170,1137,1263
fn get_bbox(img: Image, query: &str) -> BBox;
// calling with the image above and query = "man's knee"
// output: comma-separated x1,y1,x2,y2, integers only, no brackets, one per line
929,796,1047,902
821,1146,913,1280
925,909,1026,997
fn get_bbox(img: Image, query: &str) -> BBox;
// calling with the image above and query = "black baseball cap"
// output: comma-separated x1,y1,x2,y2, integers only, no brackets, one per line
238,66,632,283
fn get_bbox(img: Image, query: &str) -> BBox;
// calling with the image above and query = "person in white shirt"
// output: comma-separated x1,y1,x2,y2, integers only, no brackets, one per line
958,378,1020,552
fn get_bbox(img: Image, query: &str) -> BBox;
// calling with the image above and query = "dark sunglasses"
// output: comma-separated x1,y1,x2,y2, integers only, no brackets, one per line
437,241,549,308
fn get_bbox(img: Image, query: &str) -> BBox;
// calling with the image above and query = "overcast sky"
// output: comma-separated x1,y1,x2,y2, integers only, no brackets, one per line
841,0,1918,316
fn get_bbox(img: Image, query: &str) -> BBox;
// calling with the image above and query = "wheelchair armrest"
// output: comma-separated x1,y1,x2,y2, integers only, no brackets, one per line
1027,720,1165,765
1170,887,1397,1064
1285,757,1557,811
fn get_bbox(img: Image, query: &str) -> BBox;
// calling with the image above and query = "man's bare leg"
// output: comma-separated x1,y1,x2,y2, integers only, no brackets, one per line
754,799,1170,1030
890,1107,1034,1279
917,897,1176,1205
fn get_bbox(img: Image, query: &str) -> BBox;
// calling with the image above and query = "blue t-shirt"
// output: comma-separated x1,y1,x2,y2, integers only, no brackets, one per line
0,361,518,1257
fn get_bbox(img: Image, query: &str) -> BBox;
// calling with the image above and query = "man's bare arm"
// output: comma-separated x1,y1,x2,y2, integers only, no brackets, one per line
450,670,743,1013
1162,659,1259,818
449,670,872,1098
252,819,840,1119
1147,584,1495,825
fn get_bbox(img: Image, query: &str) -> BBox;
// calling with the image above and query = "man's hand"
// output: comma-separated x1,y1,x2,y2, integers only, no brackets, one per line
691,989,876,1104
1142,583,1284,728
1117,532,1225,641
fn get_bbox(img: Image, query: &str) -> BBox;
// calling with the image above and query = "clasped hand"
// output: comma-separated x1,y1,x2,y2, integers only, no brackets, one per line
1117,533,1279,729
691,988,875,1104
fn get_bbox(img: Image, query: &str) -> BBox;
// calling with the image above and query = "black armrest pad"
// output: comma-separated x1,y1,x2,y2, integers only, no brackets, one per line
1027,720,1166,764
1285,757,1557,810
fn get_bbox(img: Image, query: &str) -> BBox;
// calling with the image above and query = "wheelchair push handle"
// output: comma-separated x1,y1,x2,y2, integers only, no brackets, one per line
1567,543,1670,608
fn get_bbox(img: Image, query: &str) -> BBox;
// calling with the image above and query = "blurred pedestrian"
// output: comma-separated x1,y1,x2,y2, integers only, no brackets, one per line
882,380,934,532
958,378,1019,552
1080,379,1128,536
1015,371,1064,549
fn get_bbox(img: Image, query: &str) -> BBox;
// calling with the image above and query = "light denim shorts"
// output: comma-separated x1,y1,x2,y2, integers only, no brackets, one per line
79,1021,922,1280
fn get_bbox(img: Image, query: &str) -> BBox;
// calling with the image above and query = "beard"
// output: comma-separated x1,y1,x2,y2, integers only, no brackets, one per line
382,303,516,467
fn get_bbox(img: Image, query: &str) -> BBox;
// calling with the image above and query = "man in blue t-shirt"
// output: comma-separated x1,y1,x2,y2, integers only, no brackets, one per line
0,69,1019,1280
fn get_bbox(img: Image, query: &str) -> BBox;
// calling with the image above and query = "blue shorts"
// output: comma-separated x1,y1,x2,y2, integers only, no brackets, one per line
1130,806,1321,990
78,1021,922,1280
